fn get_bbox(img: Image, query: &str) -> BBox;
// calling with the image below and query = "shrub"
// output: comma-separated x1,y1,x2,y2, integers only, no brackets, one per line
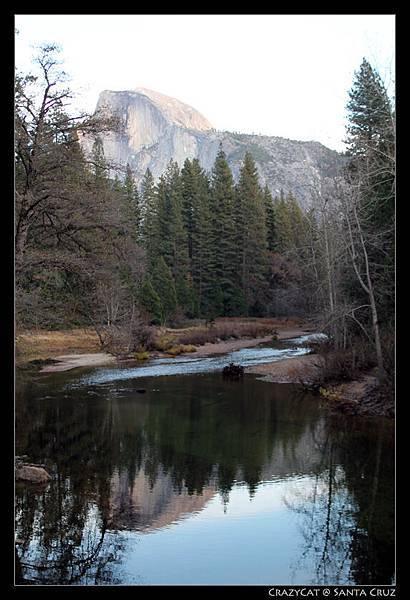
134,351,150,361
315,337,376,383
153,334,174,352
99,323,156,355
174,321,275,346
319,386,342,402
167,344,197,356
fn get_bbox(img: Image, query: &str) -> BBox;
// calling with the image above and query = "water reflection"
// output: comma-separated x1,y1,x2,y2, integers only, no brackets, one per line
283,417,394,585
15,370,394,585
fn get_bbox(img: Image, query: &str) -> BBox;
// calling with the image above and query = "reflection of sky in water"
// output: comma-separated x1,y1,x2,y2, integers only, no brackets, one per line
17,330,393,585
23,475,345,585
116,475,355,585
72,333,323,386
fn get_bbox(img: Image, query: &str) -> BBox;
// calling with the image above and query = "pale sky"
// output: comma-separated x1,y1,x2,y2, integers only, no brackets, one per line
14,14,395,152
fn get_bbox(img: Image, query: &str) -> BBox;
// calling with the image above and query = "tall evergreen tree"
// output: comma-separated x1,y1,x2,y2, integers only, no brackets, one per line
181,158,196,260
91,136,108,181
209,145,238,316
346,58,394,161
273,191,307,256
346,58,395,232
139,276,162,324
263,184,276,252
344,58,395,325
140,168,160,264
235,152,268,315
151,256,178,325
121,163,141,242
156,161,195,313
181,158,213,315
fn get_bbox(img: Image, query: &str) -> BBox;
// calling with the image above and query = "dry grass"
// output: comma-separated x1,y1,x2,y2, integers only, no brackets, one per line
171,318,291,347
166,344,197,356
16,328,101,363
15,317,309,364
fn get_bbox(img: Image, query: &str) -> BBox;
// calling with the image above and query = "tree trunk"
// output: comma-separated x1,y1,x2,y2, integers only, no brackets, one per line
353,202,385,380
344,190,385,381
15,219,29,272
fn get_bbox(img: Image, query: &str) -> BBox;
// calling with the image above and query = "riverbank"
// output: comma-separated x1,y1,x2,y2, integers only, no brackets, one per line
317,371,394,418
37,324,313,373
16,318,314,372
249,355,393,418
185,325,313,358
16,328,101,365
247,353,321,383
39,353,117,373
16,322,393,418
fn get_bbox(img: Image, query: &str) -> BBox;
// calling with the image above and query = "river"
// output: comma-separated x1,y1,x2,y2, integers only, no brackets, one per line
15,335,395,585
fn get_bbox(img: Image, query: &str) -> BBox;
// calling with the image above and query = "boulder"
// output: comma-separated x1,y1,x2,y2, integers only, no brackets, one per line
16,464,51,484
222,363,244,380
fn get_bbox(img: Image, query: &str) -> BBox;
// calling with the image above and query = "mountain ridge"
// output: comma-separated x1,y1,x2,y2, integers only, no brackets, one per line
81,87,345,207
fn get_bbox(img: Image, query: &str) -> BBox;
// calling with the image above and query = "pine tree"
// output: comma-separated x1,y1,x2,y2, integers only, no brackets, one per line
273,191,306,256
235,152,268,314
346,58,394,162
139,277,162,324
140,168,160,264
91,136,108,181
121,163,141,242
346,58,395,233
156,161,195,313
288,192,309,254
345,58,395,325
263,185,276,252
209,145,238,316
151,256,177,325
181,158,196,260
181,158,213,315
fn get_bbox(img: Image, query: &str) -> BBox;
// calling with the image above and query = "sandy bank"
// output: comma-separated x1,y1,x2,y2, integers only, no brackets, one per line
190,327,313,358
247,353,322,384
40,353,116,373
38,326,313,373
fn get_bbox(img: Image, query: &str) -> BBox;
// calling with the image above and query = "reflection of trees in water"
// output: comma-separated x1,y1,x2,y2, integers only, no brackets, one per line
334,417,395,585
16,377,316,583
15,382,128,584
285,438,357,584
15,478,125,584
16,376,319,496
16,508,125,584
284,417,394,585
15,374,393,585
138,379,318,497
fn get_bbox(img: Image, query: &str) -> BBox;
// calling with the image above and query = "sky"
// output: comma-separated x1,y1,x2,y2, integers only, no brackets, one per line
14,14,395,152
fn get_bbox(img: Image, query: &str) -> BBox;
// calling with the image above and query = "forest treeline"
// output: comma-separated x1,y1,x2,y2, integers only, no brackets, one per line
15,46,395,396
126,150,314,323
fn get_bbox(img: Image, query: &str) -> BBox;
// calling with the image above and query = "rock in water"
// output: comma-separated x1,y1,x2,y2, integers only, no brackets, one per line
16,465,51,484
222,363,244,380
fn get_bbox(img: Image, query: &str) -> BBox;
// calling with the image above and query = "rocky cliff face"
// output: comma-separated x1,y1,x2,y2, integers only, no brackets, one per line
81,88,344,207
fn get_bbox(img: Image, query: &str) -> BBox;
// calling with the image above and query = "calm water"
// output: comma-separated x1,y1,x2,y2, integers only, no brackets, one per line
15,342,394,586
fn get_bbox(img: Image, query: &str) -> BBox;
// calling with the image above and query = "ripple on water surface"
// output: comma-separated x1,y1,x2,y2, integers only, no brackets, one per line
71,342,312,386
